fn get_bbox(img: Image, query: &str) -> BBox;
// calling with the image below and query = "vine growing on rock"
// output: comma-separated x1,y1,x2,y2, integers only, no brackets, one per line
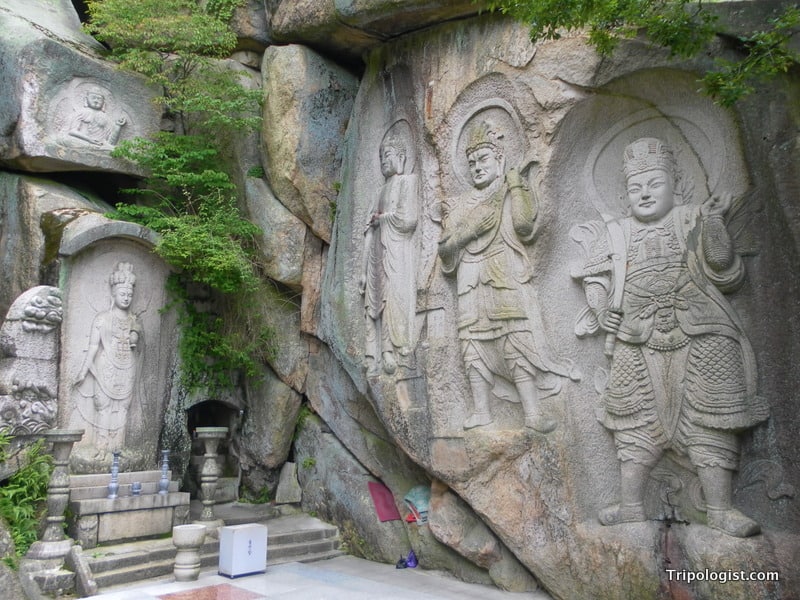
484,0,800,106
85,0,274,391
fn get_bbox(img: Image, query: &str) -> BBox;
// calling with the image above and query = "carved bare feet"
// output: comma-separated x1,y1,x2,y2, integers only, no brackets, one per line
707,507,760,537
524,415,557,434
463,411,492,429
382,351,397,374
598,503,646,526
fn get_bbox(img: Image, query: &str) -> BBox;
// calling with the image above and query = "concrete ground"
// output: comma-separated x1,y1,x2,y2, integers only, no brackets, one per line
87,555,554,600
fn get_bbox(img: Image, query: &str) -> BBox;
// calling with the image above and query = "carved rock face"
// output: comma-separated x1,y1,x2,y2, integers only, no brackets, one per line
0,3,160,173
320,13,800,600
56,215,177,474
0,287,62,436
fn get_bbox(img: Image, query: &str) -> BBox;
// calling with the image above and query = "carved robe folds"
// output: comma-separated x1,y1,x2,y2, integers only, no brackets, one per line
363,173,419,362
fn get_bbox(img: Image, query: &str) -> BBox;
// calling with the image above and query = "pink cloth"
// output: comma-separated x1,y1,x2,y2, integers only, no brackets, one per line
368,481,401,521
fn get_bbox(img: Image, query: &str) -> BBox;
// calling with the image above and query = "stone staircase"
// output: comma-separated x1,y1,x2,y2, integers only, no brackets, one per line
84,511,343,593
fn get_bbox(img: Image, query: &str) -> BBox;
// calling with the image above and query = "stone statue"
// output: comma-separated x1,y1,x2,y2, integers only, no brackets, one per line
68,87,127,148
360,121,419,375
438,119,577,432
572,137,769,537
72,262,142,452
0,286,63,436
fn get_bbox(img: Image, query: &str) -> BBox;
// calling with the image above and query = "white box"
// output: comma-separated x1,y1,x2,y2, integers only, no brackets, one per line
218,523,268,578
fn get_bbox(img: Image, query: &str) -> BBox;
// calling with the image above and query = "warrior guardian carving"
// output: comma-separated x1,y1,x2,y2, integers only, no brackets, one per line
572,138,769,537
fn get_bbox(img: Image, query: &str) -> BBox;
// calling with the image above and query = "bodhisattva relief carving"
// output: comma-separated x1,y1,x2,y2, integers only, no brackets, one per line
54,81,130,149
70,262,143,453
360,120,420,375
439,117,577,432
572,137,769,537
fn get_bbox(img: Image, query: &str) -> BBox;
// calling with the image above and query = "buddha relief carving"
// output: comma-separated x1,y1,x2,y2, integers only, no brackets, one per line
68,86,127,147
572,137,769,537
439,111,578,432
360,120,420,376
53,80,131,150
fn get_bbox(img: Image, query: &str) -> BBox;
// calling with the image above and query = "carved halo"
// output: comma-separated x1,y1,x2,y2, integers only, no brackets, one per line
380,119,417,175
583,108,722,218
451,99,528,189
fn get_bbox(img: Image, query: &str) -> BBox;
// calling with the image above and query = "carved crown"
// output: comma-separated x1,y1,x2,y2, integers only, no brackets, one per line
623,138,675,179
465,120,504,156
109,262,136,289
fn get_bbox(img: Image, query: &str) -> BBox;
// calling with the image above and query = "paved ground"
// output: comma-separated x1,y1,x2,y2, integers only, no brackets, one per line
87,555,553,600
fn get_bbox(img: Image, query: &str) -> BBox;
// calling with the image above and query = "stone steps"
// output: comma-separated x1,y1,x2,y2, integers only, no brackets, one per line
88,512,343,592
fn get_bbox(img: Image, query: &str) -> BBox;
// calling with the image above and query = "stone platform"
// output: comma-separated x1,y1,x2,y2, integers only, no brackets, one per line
84,508,342,593
68,470,190,549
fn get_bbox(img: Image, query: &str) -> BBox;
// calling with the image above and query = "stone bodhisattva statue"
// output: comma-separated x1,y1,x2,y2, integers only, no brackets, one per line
439,120,577,432
73,262,142,453
361,121,419,375
572,138,769,537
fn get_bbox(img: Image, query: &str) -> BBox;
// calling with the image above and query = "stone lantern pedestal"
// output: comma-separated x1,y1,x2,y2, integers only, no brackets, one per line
194,427,228,534
26,429,84,560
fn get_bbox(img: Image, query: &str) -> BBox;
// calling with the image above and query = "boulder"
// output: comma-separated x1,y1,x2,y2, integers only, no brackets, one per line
428,480,539,592
240,365,302,471
0,0,160,173
270,0,481,63
255,284,309,392
244,177,308,289
294,413,410,562
274,462,303,504
229,0,272,50
0,173,107,321
306,341,426,496
260,44,358,243
0,525,24,600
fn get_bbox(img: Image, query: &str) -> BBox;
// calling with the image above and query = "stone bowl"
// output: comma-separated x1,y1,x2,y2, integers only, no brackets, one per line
194,426,228,440
172,523,207,549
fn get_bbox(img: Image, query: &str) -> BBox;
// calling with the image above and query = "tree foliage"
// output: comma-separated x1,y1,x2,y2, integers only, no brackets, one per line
85,0,273,391
485,0,800,105
85,0,236,57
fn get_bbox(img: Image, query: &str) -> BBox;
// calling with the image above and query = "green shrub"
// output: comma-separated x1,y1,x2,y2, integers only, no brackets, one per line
86,0,274,390
0,438,53,567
